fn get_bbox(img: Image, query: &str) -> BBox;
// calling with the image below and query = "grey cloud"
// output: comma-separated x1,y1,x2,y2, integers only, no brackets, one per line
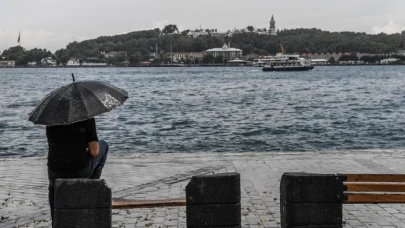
1,0,404,52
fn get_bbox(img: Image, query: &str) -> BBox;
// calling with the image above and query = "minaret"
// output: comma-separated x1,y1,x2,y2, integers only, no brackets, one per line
270,15,276,35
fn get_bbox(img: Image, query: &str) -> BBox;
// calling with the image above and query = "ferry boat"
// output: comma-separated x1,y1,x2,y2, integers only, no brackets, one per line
252,57,275,67
262,53,313,72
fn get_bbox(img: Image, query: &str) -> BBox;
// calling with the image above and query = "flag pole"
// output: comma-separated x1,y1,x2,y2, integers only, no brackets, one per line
17,31,21,46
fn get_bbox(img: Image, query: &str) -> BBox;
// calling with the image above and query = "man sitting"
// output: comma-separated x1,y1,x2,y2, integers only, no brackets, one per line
46,118,108,224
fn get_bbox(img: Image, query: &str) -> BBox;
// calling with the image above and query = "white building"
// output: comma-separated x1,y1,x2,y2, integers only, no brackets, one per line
311,59,329,65
0,61,15,67
41,57,57,66
66,58,107,66
206,44,243,60
348,60,365,65
188,29,210,38
103,51,127,58
381,58,399,64
82,62,108,66
167,30,180,35
66,59,80,66
210,31,229,37
171,52,205,62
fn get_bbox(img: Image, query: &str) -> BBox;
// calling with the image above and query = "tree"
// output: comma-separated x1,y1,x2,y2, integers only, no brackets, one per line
60,55,69,65
339,53,358,61
329,57,336,64
162,24,179,35
360,55,371,63
183,59,191,64
339,55,349,61
181,30,190,36
24,48,53,63
247,26,255,32
203,54,215,64
152,58,161,64
130,52,142,65
215,55,224,64
21,27,404,68
2,46,25,59
242,44,254,55
348,53,358,61
400,40,405,49
1,46,27,65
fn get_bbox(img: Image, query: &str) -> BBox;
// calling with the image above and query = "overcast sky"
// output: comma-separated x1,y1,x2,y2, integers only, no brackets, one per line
1,0,405,52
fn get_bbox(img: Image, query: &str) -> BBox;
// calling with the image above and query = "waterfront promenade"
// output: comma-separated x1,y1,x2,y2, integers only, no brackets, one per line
1,150,405,228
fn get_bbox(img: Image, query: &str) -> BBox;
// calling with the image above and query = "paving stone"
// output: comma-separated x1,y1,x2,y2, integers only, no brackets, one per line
3,151,405,227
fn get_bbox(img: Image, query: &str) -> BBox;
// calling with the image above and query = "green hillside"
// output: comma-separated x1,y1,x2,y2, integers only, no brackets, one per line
2,26,405,65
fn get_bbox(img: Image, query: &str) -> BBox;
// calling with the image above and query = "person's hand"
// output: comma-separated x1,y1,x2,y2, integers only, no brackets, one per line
88,141,100,157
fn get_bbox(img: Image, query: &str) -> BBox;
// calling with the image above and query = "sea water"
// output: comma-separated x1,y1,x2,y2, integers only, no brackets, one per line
1,66,405,157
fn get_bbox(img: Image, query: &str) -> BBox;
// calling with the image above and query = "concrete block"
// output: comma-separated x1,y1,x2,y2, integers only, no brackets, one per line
282,203,342,226
280,172,345,203
54,179,111,209
54,208,111,228
186,172,240,205
187,203,241,227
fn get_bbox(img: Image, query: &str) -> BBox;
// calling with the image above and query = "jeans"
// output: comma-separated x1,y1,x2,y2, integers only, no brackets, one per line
48,140,109,222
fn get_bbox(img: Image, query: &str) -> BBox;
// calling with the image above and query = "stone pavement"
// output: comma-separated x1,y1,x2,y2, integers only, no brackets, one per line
2,150,405,227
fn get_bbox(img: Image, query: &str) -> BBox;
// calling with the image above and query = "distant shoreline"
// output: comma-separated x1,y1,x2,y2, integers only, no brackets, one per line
1,63,405,69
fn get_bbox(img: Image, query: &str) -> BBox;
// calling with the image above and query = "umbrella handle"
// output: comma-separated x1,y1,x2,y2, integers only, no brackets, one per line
72,73,76,83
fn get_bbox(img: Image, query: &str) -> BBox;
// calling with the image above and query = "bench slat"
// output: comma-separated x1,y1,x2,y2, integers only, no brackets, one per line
345,174,405,182
345,183,405,192
345,193,405,203
112,198,186,209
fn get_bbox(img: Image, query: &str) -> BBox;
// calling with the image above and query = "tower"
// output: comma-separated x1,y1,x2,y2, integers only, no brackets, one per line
270,15,277,35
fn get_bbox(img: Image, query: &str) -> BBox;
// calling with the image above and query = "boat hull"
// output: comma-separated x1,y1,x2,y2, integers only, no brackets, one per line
263,66,314,72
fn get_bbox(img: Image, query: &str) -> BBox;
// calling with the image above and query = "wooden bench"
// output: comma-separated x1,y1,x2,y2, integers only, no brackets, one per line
344,174,405,203
111,198,186,209
113,175,405,214
280,172,405,228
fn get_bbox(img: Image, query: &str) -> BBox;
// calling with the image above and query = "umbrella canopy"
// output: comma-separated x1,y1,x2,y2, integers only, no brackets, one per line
29,79,128,126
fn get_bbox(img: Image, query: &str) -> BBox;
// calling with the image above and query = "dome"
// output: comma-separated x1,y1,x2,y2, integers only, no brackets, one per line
222,44,228,49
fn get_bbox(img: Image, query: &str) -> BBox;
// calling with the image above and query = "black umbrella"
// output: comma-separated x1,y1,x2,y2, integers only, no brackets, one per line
29,74,129,126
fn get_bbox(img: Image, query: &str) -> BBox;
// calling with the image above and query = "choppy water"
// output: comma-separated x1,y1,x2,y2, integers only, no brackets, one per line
1,66,405,157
